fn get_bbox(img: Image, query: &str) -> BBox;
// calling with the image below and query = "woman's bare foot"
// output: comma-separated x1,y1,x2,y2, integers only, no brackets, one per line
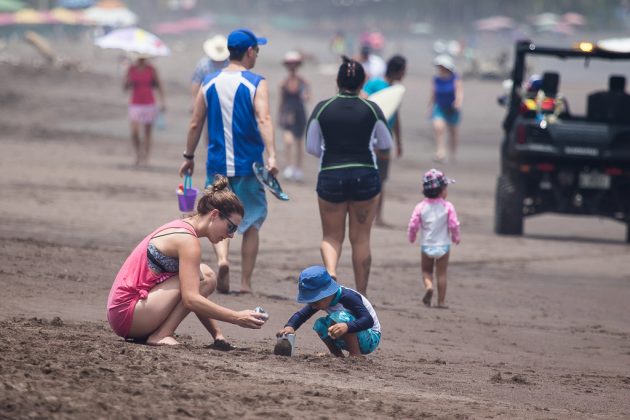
147,335,180,346
217,264,230,294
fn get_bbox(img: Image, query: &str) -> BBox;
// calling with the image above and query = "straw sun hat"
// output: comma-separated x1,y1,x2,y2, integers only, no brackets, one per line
203,35,229,61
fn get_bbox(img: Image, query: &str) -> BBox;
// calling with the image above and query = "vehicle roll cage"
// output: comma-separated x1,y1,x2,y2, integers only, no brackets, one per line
503,40,630,131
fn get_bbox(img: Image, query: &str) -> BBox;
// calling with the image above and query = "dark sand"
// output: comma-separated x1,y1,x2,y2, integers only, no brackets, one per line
1,28,629,419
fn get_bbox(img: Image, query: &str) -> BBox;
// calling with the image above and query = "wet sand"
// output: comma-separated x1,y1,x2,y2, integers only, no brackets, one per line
1,29,629,419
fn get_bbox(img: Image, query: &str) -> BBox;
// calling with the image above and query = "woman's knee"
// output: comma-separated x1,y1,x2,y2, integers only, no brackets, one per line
199,264,217,296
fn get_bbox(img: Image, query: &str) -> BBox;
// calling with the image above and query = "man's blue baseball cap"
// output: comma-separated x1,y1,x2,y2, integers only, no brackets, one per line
227,28,268,50
297,265,340,303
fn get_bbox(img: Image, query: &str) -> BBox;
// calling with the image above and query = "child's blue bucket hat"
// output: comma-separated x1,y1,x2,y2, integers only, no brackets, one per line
297,265,339,303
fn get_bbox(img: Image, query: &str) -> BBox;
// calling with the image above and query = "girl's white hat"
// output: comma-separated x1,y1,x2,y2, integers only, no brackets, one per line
434,54,455,72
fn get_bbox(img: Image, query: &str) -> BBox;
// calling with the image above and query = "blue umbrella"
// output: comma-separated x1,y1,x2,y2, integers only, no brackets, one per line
56,0,95,9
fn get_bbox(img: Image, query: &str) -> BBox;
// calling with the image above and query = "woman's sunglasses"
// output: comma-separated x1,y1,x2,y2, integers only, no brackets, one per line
219,210,239,234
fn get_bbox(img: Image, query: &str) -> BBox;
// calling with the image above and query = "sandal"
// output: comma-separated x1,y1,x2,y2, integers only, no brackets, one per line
210,338,237,351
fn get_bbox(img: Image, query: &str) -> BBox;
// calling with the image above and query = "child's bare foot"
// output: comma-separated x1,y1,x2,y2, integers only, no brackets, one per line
422,289,433,307
435,304,449,309
238,288,252,294
147,335,180,346
216,264,230,294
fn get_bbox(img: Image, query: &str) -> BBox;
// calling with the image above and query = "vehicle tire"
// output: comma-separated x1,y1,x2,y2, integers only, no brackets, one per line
626,223,630,244
494,174,524,235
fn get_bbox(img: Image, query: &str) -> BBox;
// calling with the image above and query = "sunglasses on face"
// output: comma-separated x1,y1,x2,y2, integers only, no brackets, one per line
218,210,239,234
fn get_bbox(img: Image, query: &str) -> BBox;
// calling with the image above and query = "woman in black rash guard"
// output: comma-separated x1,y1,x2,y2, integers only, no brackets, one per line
305,56,393,295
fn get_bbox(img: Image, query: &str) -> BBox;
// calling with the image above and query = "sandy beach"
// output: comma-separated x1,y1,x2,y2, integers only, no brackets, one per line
1,25,629,419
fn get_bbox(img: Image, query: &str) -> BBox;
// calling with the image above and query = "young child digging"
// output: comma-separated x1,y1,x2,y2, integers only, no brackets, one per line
407,169,461,308
276,265,381,357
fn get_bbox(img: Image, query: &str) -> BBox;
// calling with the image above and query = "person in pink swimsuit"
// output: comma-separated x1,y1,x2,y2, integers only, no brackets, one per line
107,175,268,346
124,56,166,166
407,169,461,308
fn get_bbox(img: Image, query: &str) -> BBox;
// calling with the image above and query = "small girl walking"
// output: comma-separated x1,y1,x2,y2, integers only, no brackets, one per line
407,169,461,308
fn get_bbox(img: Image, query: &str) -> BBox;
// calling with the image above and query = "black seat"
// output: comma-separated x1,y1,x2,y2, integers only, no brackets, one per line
587,75,630,123
540,71,570,116
541,72,559,97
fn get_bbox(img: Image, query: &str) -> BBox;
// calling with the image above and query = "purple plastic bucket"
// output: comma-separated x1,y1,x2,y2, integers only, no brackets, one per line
177,188,198,212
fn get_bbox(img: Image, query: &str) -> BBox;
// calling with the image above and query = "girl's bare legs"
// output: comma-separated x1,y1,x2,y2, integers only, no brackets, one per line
318,198,348,279
128,264,217,345
130,121,141,165
282,130,294,173
435,252,450,307
448,124,459,163
433,118,447,161
348,195,379,295
142,122,153,165
421,253,435,306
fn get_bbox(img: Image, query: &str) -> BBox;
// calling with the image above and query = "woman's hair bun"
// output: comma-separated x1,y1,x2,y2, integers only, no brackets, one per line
210,174,229,192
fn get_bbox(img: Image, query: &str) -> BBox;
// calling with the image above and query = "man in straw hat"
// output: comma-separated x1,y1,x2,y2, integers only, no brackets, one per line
180,28,278,295
190,34,230,105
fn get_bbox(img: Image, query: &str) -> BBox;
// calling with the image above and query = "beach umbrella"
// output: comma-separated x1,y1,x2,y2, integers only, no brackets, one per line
13,8,47,24
562,12,586,26
0,12,14,25
152,16,211,35
95,27,170,57
83,3,137,27
474,16,514,32
49,7,85,24
0,0,25,13
56,0,95,9
531,12,558,28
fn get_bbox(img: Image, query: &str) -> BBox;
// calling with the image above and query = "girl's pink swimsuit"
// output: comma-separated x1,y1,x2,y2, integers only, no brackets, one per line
107,220,196,338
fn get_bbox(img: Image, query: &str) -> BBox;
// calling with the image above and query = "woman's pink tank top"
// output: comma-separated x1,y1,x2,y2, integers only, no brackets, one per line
107,220,196,338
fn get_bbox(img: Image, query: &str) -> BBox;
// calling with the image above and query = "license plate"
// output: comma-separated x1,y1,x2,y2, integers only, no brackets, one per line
579,172,610,189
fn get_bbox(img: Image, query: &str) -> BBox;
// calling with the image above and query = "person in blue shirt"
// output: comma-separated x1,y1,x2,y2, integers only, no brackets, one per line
362,55,406,226
179,28,278,295
276,265,381,357
190,35,229,107
430,54,464,163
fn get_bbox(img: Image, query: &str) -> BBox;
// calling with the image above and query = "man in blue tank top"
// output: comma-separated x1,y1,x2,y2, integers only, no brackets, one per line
179,28,278,294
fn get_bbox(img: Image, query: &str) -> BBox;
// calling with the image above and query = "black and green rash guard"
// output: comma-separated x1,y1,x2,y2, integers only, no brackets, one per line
305,93,393,170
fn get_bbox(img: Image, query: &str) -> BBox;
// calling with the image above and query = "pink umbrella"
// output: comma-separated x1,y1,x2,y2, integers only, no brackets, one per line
474,16,515,32
152,17,211,35
0,12,14,26
562,12,586,26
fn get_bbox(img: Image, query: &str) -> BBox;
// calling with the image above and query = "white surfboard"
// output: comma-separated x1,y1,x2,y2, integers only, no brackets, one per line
367,84,406,120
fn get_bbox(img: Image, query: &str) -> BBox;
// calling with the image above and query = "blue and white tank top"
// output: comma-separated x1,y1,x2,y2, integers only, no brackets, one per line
202,70,265,177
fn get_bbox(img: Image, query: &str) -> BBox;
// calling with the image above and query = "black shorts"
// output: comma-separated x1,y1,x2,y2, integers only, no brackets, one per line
316,167,381,203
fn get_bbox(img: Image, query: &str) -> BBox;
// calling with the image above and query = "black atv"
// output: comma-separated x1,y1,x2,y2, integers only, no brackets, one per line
496,40,630,242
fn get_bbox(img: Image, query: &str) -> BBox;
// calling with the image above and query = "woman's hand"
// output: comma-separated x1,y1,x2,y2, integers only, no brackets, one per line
276,326,295,337
234,310,267,329
328,322,348,339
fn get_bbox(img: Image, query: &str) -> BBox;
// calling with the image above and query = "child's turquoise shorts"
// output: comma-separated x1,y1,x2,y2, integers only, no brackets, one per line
313,310,381,354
